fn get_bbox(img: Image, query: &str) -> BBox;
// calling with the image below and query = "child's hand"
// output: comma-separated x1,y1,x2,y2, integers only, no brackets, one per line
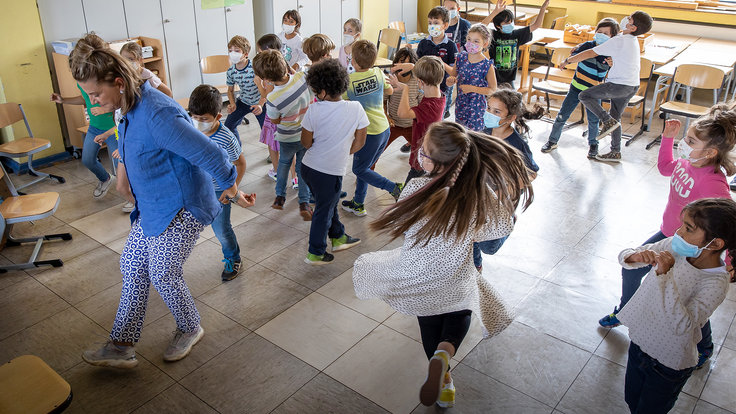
605,57,613,66
663,119,681,138
392,62,414,75
230,191,256,208
227,103,236,113
447,76,457,87
627,250,659,266
494,0,507,12
50,93,63,104
251,104,263,115
112,149,121,159
90,106,106,116
94,133,108,145
388,73,401,89
459,84,474,93
654,251,675,275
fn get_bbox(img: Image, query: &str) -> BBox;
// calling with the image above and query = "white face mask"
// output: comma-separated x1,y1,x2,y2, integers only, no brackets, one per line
228,51,243,64
428,24,444,38
192,119,213,133
620,17,631,31
677,140,709,164
343,34,356,45
282,23,296,34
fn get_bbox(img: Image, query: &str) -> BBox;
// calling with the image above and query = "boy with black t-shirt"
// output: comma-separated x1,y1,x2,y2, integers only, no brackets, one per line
416,6,458,118
483,0,550,86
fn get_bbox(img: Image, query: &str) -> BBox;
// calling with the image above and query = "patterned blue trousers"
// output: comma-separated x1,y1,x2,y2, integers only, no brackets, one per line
110,209,203,343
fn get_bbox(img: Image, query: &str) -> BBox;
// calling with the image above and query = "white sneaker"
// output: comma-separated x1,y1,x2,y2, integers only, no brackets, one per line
122,201,135,213
94,177,113,199
267,168,277,181
82,341,138,368
163,326,204,362
292,177,299,190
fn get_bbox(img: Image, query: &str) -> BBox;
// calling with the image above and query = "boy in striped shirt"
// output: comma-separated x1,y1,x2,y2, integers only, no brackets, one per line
253,49,314,220
541,18,618,159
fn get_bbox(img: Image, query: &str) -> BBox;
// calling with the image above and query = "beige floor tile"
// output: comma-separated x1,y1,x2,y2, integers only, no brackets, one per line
2,225,101,275
272,372,389,414
257,292,378,370
69,204,132,245
701,346,736,412
693,399,736,414
131,384,217,414
199,263,311,330
0,307,107,373
512,210,600,249
52,158,99,184
51,181,126,224
492,234,571,279
593,325,630,367
231,215,306,263
683,344,721,398
515,280,611,352
411,363,552,414
324,325,429,414
181,239,256,298
557,355,629,414
260,237,359,290
544,249,622,304
463,322,590,407
198,225,215,244
480,262,543,308
34,246,125,305
134,300,249,380
710,299,736,348
105,236,127,255
383,311,422,343
0,277,69,340
0,255,31,290
75,281,171,331
317,269,395,323
180,333,318,414
61,358,174,414
237,176,285,215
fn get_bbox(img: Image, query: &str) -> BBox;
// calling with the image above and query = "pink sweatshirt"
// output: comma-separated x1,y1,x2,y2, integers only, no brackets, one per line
658,136,731,237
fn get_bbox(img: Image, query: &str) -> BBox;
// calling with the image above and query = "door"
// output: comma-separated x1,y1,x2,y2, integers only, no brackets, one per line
123,0,169,83
225,4,256,58
272,0,298,35
402,0,418,34
82,0,129,41
320,0,342,47
161,0,201,99
296,0,320,38
341,0,360,24
195,4,229,87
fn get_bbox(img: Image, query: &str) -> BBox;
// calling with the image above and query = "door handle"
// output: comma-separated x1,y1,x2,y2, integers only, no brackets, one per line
163,19,171,23
226,7,232,12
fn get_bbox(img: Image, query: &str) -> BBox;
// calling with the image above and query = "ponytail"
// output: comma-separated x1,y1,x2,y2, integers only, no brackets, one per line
488,87,544,136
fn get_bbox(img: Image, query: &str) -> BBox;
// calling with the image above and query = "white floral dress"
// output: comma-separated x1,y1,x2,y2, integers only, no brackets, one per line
353,177,515,337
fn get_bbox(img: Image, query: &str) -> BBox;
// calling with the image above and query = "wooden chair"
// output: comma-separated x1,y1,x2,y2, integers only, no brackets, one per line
0,103,65,192
377,28,402,62
0,355,72,413
529,47,586,129
647,63,726,149
0,163,71,273
551,15,568,30
389,21,406,39
200,55,244,122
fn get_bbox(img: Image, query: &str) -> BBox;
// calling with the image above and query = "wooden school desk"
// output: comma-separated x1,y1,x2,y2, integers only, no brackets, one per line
517,28,564,94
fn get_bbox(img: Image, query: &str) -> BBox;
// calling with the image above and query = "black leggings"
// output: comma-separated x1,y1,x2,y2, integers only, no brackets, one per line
417,310,472,359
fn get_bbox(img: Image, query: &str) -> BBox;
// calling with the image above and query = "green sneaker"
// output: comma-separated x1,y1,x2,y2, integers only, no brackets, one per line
341,199,367,216
390,182,405,201
304,252,335,265
331,234,361,252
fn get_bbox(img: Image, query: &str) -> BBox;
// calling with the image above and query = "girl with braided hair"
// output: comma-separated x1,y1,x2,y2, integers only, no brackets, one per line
352,121,533,408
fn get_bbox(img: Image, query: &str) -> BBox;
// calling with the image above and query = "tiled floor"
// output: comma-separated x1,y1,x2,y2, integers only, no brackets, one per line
1,103,736,414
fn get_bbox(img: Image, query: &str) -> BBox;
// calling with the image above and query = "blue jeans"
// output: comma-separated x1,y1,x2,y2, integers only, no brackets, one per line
473,236,508,268
212,190,240,261
548,86,600,146
625,342,694,414
579,82,639,152
224,99,267,143
619,231,713,355
83,125,118,182
352,128,394,204
301,164,345,256
275,140,310,203
444,87,453,115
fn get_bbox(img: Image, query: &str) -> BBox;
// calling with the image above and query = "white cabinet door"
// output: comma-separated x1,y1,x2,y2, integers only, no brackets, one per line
272,0,298,34
123,0,168,81
320,0,342,46
296,0,320,38
161,0,201,99
37,0,88,46
81,0,129,42
341,0,360,23
402,0,418,34
388,0,403,29
225,4,256,58
195,4,229,88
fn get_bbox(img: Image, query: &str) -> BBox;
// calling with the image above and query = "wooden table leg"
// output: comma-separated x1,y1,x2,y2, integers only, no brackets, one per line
519,44,531,94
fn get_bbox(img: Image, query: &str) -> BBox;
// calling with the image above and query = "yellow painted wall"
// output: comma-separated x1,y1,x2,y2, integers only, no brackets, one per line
0,1,64,159
418,0,736,28
361,0,391,57
418,0,440,33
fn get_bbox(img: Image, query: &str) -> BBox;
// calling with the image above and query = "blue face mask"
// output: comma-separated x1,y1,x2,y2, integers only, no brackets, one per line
484,111,502,129
594,33,610,45
501,23,514,34
671,233,715,258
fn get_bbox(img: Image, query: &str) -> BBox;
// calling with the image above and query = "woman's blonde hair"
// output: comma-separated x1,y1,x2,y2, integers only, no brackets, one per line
372,122,534,246
69,34,142,114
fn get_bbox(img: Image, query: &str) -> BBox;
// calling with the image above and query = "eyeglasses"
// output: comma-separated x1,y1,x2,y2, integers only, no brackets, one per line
418,147,438,163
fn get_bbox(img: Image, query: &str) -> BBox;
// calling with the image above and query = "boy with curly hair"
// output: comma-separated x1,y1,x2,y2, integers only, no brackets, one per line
301,59,369,265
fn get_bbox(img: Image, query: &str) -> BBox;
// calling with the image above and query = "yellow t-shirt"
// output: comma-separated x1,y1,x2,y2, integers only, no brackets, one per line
343,67,390,135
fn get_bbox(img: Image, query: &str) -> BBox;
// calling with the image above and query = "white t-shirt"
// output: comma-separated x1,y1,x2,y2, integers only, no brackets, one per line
141,67,162,89
592,34,641,87
301,100,369,176
278,32,310,70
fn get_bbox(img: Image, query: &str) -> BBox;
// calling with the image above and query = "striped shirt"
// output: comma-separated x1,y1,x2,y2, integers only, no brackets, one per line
226,61,261,106
387,77,422,128
570,41,611,92
265,71,313,143
207,122,242,191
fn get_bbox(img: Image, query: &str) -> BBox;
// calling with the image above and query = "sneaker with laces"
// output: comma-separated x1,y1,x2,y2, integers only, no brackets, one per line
163,325,204,362
587,144,599,159
221,258,242,281
599,308,621,328
82,341,138,368
272,195,286,210
93,177,113,199
304,252,335,265
400,143,411,153
122,201,135,213
341,199,367,216
292,178,299,189
267,168,277,181
331,234,361,252
299,202,313,221
595,151,622,163
696,350,713,369
390,182,404,201
541,141,558,153
436,377,455,408
596,118,621,140
420,350,450,406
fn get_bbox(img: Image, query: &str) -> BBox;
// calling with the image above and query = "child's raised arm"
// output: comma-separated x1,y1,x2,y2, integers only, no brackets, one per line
397,86,416,120
529,0,550,32
481,0,507,26
658,119,681,176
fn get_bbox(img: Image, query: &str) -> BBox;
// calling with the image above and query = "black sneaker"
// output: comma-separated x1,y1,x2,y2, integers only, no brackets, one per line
596,118,621,140
341,199,366,216
304,252,335,265
221,258,242,281
443,110,451,119
389,182,404,201
587,144,599,159
541,141,558,153
272,195,285,210
595,151,622,163
400,143,411,153
331,234,361,252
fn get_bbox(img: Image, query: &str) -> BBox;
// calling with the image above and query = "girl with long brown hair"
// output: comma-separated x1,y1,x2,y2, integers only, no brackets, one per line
352,121,533,408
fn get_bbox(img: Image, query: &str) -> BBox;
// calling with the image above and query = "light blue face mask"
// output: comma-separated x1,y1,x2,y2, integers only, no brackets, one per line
448,9,459,20
594,33,610,45
484,111,502,129
671,233,715,258
501,23,514,34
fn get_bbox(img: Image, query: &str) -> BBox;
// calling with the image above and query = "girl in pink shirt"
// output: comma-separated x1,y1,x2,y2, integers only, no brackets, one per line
599,104,736,366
